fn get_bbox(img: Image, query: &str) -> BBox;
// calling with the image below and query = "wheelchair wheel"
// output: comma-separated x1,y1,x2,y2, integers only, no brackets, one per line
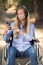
2,47,8,65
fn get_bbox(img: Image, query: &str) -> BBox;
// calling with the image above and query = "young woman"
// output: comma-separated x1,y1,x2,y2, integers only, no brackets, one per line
3,6,38,65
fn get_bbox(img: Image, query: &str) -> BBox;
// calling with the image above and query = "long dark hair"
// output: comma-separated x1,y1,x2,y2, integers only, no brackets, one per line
14,6,30,38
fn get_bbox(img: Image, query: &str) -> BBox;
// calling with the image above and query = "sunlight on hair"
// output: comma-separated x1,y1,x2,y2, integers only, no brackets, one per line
26,12,30,34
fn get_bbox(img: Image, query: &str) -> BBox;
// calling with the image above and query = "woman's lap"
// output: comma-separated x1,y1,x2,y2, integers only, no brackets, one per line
9,45,36,57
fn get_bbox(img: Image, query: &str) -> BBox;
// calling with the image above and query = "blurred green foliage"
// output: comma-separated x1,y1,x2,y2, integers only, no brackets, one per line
13,0,34,17
0,0,34,13
18,0,34,14
0,0,34,17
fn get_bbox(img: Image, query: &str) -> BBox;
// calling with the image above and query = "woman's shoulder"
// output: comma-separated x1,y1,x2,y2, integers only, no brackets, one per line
30,22,35,26
30,22,35,28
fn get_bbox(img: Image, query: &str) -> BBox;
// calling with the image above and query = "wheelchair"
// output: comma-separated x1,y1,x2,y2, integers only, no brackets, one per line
2,39,42,65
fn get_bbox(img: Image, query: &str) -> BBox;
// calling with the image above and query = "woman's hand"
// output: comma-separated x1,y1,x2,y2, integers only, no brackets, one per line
13,26,25,36
19,30,25,36
13,26,20,33
5,25,10,32
3,25,10,36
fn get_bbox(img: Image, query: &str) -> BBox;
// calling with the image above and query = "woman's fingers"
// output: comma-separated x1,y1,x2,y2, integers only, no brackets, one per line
13,26,18,30
4,25,10,32
14,28,20,33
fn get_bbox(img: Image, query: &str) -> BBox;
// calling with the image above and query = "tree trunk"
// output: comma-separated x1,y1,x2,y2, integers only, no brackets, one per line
34,0,43,28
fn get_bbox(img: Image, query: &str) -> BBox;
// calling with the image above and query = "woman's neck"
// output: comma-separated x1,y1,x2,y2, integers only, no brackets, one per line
20,20,26,26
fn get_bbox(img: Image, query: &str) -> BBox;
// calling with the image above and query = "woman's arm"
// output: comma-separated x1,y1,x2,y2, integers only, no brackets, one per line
3,30,13,43
19,24,35,41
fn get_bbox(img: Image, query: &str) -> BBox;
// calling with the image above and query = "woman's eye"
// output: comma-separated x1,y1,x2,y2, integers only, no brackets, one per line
18,13,24,16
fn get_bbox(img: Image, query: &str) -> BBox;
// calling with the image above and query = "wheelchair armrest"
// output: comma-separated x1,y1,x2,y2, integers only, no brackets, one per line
30,38,40,45
34,39,40,43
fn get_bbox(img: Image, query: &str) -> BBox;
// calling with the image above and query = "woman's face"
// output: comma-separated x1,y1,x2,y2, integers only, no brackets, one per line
17,9,26,22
